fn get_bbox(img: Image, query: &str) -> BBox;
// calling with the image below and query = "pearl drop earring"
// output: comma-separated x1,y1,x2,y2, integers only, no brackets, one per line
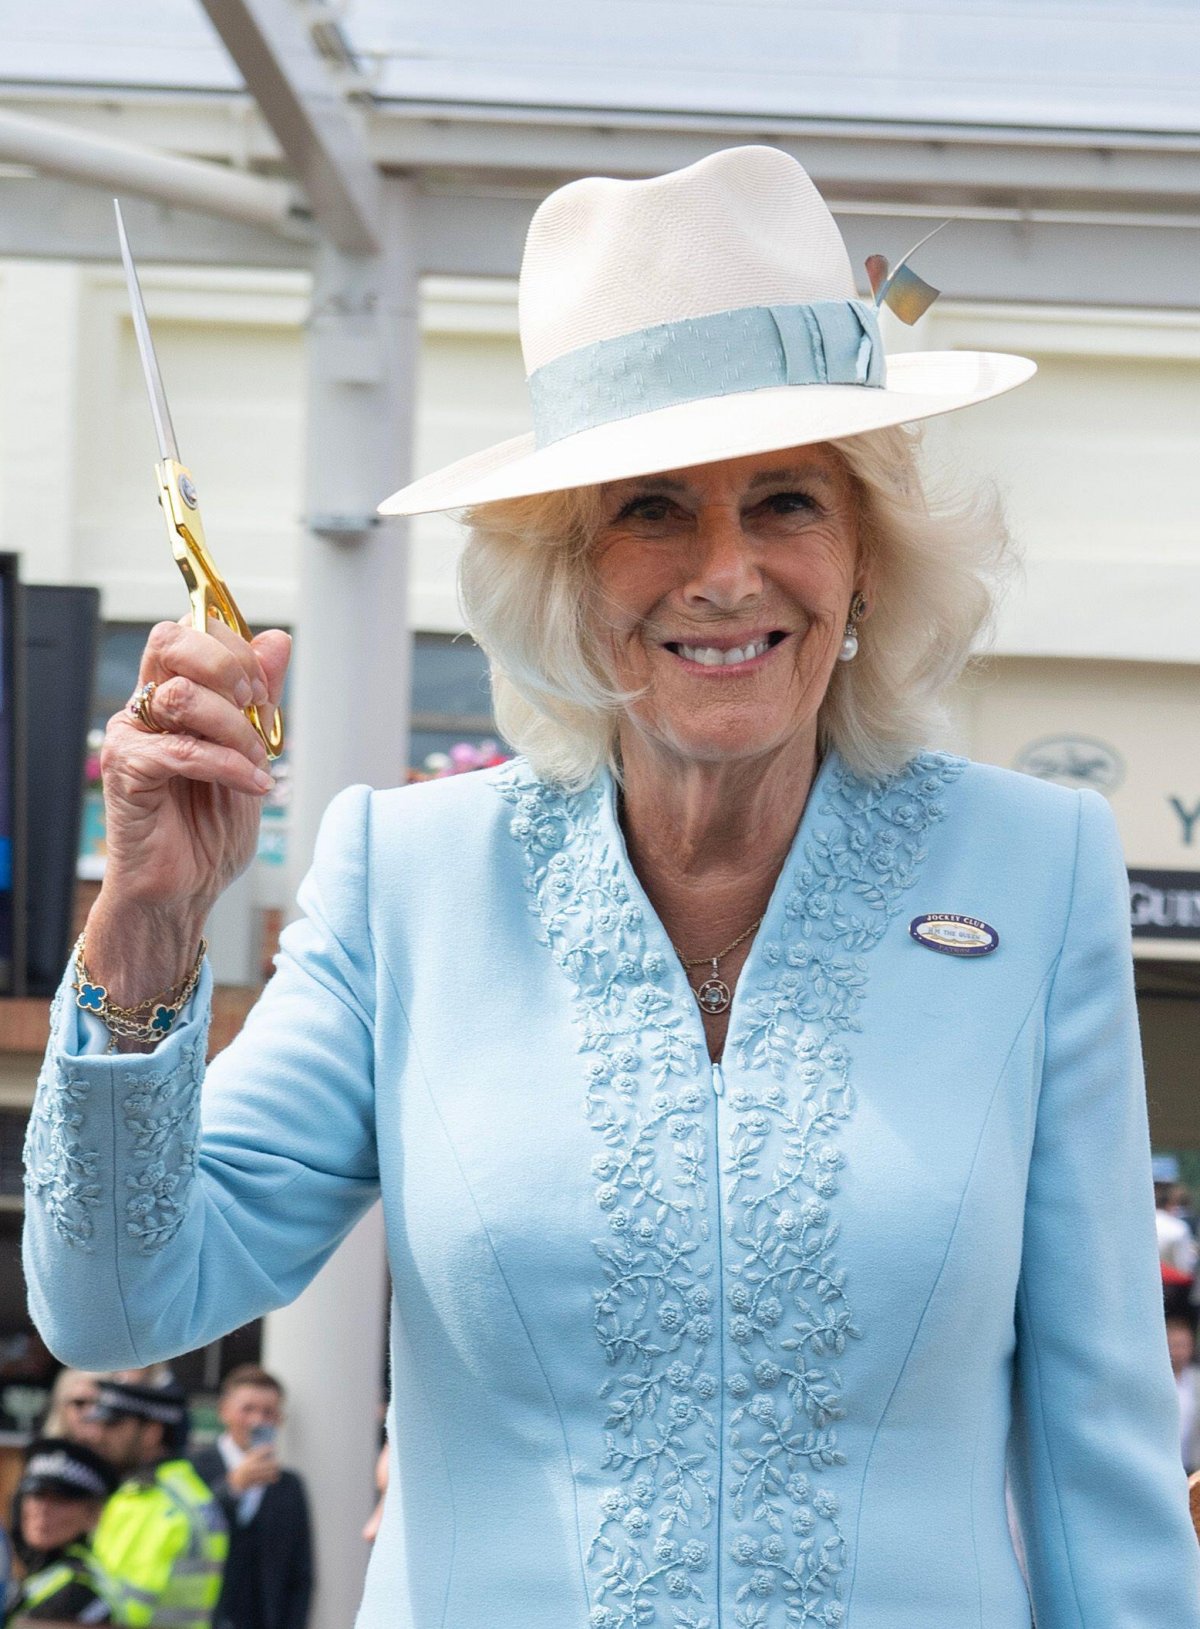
838,591,867,663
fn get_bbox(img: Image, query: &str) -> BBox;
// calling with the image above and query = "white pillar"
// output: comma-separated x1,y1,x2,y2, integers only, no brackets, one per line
291,174,416,853
262,175,416,1629
204,867,259,986
260,1207,388,1620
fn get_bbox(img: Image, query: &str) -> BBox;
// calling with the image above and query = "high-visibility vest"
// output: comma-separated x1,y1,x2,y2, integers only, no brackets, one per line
7,1539,114,1623
91,1461,228,1629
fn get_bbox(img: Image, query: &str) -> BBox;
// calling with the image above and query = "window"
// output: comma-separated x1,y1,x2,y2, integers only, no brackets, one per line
82,625,504,875
410,631,502,769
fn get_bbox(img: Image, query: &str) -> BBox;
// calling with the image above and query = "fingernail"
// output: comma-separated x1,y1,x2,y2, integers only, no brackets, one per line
252,679,269,706
253,769,274,791
235,679,253,707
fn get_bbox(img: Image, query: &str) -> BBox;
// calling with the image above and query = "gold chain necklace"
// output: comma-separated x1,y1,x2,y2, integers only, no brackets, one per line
672,916,763,1017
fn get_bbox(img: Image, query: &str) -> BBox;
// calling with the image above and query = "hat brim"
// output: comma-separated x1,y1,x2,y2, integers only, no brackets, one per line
379,349,1035,518
85,1406,127,1424
19,1475,98,1500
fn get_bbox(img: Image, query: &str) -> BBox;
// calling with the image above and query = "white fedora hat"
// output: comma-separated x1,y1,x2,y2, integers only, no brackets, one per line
379,145,1035,517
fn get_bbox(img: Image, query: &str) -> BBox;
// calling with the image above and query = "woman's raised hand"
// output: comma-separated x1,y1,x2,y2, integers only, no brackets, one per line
84,616,291,1011
102,616,291,912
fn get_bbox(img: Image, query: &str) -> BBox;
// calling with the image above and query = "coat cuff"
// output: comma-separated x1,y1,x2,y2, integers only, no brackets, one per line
23,959,213,1255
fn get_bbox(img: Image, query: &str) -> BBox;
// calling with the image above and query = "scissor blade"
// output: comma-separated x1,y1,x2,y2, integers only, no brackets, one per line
114,199,181,465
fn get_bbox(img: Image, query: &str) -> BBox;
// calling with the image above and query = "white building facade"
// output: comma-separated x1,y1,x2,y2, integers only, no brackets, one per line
3,4,1199,1622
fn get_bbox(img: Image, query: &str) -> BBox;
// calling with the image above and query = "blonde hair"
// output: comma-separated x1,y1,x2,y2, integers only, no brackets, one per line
459,425,1011,789
42,1368,101,1436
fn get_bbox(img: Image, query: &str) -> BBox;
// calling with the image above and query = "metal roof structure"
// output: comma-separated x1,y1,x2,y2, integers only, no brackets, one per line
2,0,1198,310
6,0,1200,136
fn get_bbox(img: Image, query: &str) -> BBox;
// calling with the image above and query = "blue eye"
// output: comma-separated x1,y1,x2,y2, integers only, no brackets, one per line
764,491,815,513
617,495,674,522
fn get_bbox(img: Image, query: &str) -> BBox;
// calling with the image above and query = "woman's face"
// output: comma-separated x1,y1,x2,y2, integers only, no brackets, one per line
591,443,864,769
21,1492,98,1552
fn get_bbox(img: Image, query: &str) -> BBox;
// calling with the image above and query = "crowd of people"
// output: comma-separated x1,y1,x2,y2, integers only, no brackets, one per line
1,1365,313,1629
1157,1177,1200,1478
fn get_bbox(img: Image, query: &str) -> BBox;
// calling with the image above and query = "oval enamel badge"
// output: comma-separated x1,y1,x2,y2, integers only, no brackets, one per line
909,914,999,957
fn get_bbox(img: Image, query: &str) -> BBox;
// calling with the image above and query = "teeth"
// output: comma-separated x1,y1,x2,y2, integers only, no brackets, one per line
676,638,770,667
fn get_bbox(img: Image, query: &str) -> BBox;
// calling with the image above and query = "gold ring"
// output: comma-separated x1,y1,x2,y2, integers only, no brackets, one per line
128,680,168,734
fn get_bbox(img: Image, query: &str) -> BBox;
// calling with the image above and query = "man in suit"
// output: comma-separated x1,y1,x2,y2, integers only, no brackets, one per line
191,1368,313,1629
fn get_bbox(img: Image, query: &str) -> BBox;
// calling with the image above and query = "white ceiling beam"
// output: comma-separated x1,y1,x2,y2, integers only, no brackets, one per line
372,106,1200,208
0,178,313,267
411,189,1200,309
198,0,381,253
6,87,1200,223
0,175,1196,308
0,88,287,170
0,105,303,230
9,89,1200,212
2,87,1199,306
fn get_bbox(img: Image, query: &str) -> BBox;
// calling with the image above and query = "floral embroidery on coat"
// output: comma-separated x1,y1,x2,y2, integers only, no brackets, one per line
120,1026,206,1254
23,990,104,1250
499,752,960,1629
24,986,208,1256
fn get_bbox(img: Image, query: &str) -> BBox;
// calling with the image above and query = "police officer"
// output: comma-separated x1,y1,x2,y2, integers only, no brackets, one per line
7,1436,119,1623
75,1381,227,1629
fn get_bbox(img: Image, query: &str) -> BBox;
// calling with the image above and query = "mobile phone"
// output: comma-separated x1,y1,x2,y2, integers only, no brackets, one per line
249,1424,277,1450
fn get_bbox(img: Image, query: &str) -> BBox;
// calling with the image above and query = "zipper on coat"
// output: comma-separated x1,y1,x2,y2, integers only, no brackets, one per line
711,1053,725,1610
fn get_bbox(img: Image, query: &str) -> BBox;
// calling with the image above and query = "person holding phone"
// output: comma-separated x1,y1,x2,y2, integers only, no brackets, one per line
191,1370,312,1629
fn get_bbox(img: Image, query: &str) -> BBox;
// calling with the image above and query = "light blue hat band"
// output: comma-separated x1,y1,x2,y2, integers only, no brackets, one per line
527,298,885,449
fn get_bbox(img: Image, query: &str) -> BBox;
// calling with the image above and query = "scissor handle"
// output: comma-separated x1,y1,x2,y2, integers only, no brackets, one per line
190,578,286,761
155,459,285,760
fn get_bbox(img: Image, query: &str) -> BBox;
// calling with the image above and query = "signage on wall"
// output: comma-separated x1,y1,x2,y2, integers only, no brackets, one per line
1169,797,1200,847
1016,736,1200,853
1014,736,1200,945
1014,736,1125,795
1129,871,1200,940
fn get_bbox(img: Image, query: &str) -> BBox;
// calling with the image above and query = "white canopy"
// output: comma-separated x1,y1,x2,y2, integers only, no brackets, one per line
5,0,1198,135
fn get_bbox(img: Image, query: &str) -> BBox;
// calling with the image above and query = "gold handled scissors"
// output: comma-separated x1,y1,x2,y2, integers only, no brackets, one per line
114,199,284,759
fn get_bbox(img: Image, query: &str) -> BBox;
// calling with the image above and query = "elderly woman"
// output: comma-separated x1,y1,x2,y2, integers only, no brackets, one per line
24,147,1200,1628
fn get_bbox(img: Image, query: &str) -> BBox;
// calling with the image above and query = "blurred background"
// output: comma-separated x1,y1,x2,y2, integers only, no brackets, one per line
0,2,1198,1623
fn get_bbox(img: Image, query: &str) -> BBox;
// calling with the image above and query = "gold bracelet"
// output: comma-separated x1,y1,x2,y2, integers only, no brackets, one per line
71,934,207,1045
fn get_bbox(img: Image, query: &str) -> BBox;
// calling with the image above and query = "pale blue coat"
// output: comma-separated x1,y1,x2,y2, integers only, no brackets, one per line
23,751,1200,1628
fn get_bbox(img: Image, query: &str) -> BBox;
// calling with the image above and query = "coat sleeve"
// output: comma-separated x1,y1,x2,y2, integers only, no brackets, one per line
23,785,381,1369
1008,788,1200,1626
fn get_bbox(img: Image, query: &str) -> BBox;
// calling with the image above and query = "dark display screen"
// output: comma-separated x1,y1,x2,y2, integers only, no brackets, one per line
0,561,16,993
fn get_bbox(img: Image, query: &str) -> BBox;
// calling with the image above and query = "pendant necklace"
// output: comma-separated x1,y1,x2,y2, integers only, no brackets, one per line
673,916,763,1016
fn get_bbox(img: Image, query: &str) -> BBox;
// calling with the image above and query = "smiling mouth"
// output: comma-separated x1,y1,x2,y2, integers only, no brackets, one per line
662,630,790,668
